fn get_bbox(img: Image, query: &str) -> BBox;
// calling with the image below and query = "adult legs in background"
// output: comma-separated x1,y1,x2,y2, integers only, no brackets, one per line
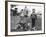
32,18,35,28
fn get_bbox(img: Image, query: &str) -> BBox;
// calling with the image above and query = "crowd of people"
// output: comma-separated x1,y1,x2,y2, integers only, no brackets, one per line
11,6,37,31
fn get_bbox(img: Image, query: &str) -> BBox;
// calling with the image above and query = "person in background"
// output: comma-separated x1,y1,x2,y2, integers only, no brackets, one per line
13,8,18,16
31,9,37,28
20,9,24,17
23,6,28,17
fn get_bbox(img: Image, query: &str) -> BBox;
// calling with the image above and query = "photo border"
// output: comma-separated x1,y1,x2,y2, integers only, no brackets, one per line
5,1,45,36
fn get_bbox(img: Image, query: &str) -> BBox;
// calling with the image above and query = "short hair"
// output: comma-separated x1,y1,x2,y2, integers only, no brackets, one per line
15,8,18,10
21,9,23,11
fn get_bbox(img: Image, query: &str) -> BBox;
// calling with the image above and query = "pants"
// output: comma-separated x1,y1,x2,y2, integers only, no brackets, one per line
32,18,35,28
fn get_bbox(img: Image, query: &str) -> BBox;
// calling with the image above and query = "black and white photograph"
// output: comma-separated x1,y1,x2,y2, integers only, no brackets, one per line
6,1,45,35
11,5,42,32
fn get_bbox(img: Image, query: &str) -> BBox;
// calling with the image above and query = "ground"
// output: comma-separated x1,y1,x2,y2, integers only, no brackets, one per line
11,15,42,32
